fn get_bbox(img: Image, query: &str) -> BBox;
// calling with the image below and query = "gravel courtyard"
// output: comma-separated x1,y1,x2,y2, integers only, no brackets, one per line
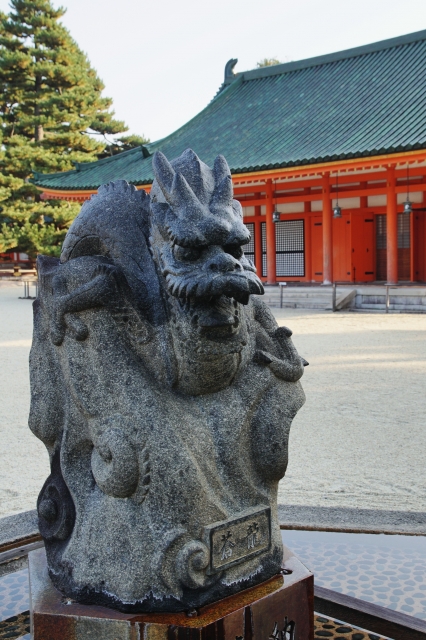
1,282,425,518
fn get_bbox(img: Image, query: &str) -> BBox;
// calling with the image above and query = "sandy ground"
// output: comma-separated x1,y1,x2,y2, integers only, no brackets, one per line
0,282,425,518
0,283,49,519
276,307,426,512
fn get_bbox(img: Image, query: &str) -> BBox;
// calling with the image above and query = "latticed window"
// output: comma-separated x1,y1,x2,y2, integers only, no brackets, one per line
398,214,410,249
376,214,411,281
243,222,255,266
261,220,305,277
261,222,267,276
275,220,305,277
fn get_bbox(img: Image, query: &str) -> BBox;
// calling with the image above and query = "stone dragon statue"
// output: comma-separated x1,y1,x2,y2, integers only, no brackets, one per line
29,149,307,612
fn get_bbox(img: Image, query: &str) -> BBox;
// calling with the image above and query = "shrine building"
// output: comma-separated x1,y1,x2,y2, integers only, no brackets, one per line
32,30,426,285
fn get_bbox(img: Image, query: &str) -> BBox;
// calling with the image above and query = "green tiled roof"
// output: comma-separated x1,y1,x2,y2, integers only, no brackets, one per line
32,30,426,190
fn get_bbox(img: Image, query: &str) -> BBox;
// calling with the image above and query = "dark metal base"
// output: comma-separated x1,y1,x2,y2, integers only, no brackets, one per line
29,546,313,640
315,585,426,640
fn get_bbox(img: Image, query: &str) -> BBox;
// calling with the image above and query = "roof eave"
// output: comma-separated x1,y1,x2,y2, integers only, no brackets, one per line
34,147,426,195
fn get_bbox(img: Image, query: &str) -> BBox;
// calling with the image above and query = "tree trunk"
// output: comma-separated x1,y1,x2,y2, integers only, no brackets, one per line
35,123,44,141
34,74,44,142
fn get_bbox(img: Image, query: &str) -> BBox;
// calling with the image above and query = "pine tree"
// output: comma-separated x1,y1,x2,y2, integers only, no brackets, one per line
0,0,147,259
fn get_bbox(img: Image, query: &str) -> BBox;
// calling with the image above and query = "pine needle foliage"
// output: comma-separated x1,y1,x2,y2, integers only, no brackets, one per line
0,0,141,259
256,58,282,68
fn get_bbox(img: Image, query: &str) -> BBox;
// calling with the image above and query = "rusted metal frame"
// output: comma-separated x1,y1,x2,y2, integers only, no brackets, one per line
315,585,426,640
0,539,44,578
0,540,44,566
0,532,42,555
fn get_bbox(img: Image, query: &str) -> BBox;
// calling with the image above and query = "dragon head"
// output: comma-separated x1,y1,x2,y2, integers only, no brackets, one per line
150,148,263,311
149,149,264,393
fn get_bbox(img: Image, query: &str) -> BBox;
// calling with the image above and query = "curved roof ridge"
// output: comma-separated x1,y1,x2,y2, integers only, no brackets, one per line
229,29,426,84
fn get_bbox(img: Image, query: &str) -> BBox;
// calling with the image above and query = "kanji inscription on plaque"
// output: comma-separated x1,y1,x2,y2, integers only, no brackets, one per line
204,506,271,573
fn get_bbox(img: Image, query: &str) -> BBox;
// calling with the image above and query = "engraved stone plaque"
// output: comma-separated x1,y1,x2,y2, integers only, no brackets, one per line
204,507,271,574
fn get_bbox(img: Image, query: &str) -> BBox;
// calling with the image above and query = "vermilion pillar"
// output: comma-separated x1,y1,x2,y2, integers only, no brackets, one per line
386,166,398,284
304,188,312,281
254,196,263,276
322,173,333,284
265,179,277,284
410,209,414,282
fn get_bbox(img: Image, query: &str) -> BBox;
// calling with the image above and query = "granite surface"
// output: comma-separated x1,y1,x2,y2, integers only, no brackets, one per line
29,150,306,612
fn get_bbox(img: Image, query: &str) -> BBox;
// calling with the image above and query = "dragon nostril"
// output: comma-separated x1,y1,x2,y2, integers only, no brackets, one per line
208,254,241,272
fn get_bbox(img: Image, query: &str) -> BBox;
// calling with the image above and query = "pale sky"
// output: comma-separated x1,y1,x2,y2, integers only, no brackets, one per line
1,0,425,142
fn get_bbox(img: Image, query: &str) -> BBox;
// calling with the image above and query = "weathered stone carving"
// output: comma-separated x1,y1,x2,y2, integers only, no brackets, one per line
29,149,306,612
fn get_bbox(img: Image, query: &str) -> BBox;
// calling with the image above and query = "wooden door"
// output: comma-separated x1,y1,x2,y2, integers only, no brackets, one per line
352,214,375,282
397,213,410,280
311,217,323,281
333,214,352,282
414,212,426,281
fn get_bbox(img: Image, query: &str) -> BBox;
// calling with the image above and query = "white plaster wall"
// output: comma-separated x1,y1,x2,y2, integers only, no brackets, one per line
277,202,305,214
368,195,387,207
331,197,360,209
242,206,255,216
397,191,423,204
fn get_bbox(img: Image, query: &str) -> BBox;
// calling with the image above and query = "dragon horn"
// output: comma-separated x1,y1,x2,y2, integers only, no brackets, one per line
181,148,202,171
169,171,202,212
152,151,175,198
213,155,231,184
210,175,233,210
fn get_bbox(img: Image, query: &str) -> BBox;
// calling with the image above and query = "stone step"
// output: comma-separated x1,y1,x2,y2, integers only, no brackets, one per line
274,293,332,300
263,288,335,310
261,287,426,313
357,303,426,312
350,306,426,314
358,296,426,306
264,292,333,300
266,300,331,309
266,294,332,301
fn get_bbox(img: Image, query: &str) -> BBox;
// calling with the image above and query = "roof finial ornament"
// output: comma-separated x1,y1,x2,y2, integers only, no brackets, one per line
224,58,238,83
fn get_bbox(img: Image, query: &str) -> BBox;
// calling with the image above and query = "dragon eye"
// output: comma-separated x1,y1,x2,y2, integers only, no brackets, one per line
173,245,203,262
224,244,243,259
